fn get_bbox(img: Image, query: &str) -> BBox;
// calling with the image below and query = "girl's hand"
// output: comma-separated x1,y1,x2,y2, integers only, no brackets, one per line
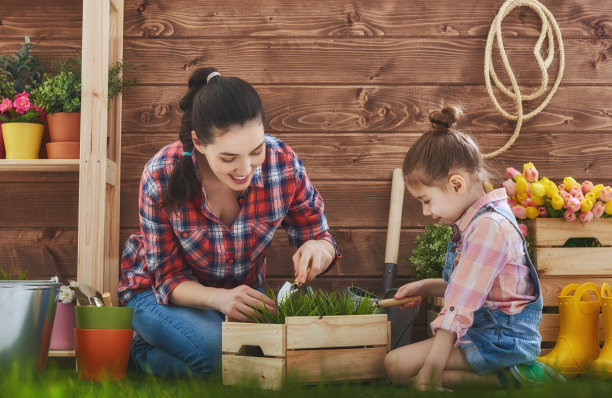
292,239,334,284
415,367,447,391
394,281,425,309
216,285,276,322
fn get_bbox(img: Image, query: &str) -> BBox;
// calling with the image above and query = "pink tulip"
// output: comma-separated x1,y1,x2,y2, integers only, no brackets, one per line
506,167,521,179
564,210,577,222
559,190,571,202
592,201,605,218
503,179,517,196
538,206,549,217
558,184,566,193
569,185,582,197
524,166,538,183
507,198,518,207
579,211,593,223
522,198,537,208
565,197,581,212
600,186,612,202
512,206,527,220
581,181,594,195
573,191,584,201
518,223,528,237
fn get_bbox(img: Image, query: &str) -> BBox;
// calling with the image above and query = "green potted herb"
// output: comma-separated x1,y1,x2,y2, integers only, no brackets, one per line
408,222,454,280
0,36,45,93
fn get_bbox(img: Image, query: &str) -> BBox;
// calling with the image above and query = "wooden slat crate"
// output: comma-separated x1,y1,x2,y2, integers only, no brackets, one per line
222,314,390,390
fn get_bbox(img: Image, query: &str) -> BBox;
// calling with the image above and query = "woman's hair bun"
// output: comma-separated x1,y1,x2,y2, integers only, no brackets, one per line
429,105,464,129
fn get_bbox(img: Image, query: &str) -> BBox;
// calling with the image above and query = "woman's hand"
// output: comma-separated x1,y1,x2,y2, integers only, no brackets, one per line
216,285,276,322
292,239,335,284
394,280,425,310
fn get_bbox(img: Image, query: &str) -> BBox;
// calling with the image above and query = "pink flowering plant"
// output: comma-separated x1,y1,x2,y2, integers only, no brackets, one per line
0,91,45,124
504,162,612,225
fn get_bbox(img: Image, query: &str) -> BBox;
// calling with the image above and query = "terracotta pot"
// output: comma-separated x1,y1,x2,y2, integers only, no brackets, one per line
49,302,76,350
46,141,80,159
47,112,80,142
74,328,133,381
1,122,44,159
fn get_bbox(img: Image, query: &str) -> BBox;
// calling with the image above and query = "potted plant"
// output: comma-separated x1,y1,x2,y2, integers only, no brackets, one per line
0,90,46,159
49,278,78,351
31,58,136,159
0,37,45,159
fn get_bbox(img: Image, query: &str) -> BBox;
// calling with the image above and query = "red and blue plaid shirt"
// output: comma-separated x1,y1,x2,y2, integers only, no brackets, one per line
119,135,339,305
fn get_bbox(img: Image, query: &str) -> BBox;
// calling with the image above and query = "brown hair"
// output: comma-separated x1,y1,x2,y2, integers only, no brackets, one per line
402,105,490,188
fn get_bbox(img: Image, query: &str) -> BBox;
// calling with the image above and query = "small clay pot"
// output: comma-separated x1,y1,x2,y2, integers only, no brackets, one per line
74,328,133,381
46,141,80,159
47,112,80,142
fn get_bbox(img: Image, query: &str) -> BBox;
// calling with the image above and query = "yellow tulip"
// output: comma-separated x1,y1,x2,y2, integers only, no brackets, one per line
532,195,545,205
525,207,539,219
551,194,564,210
585,192,597,204
531,182,545,198
539,177,550,185
563,176,578,191
544,181,559,198
591,184,604,199
580,198,593,212
517,192,528,205
606,200,612,216
516,176,528,195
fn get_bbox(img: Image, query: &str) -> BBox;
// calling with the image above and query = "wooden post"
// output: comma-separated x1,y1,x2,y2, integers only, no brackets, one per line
78,0,123,306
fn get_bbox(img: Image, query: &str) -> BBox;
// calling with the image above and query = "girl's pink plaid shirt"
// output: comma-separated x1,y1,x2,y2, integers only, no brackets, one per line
119,135,340,305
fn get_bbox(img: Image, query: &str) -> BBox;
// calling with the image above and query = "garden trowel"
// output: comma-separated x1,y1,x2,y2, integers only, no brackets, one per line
277,266,313,305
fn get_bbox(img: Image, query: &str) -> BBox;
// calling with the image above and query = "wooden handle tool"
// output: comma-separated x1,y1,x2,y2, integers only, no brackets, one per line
376,296,421,308
102,292,113,307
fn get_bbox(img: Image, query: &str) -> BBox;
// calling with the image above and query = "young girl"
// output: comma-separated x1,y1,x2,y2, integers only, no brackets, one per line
119,67,340,378
384,106,563,390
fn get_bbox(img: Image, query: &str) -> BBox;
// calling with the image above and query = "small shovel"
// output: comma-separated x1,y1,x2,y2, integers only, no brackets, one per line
277,266,312,305
77,283,104,307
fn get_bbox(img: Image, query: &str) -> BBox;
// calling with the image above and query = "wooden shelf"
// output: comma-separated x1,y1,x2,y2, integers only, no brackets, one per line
0,159,80,172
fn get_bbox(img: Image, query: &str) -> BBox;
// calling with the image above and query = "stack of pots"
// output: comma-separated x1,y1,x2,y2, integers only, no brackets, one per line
45,112,80,159
74,306,134,381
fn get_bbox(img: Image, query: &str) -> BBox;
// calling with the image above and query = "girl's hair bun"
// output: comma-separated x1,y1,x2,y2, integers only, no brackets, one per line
429,105,464,130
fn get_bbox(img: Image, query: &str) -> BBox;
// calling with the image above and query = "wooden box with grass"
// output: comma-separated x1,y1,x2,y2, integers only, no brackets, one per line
529,218,611,351
221,290,390,390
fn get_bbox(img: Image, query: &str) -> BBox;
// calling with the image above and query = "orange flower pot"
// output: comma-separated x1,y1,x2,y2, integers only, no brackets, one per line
46,141,80,159
1,122,44,159
74,328,133,381
47,112,80,142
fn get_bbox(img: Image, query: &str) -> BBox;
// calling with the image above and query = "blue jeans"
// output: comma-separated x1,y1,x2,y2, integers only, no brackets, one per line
125,290,224,378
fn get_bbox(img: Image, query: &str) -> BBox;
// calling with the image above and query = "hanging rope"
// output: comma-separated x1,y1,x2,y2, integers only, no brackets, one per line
483,0,565,158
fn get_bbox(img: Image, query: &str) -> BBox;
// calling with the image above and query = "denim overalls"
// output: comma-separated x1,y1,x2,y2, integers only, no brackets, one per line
441,201,543,375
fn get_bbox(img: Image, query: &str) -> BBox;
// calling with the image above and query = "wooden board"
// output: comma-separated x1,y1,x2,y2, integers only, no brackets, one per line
121,38,611,85
539,313,604,343
121,0,612,39
536,248,612,276
285,314,388,350
222,355,285,390
222,322,286,357
285,346,387,383
530,218,612,246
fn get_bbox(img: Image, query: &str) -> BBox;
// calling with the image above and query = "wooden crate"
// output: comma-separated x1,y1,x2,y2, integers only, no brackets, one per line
530,218,612,352
222,314,390,389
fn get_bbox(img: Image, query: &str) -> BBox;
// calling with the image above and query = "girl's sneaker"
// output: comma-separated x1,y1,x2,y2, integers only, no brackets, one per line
509,361,566,385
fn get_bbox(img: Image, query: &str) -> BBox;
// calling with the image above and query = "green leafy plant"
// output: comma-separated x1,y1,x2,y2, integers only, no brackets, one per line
249,288,381,324
408,222,454,280
31,57,137,114
0,267,28,280
0,74,16,100
0,36,45,93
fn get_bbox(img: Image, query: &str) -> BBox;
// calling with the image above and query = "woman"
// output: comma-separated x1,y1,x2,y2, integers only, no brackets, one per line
119,67,340,378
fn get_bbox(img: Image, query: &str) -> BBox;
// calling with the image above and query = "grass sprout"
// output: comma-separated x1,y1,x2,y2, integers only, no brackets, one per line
249,288,381,324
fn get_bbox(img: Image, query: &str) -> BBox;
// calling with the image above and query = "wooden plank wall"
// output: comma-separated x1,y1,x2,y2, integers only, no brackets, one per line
1,0,611,340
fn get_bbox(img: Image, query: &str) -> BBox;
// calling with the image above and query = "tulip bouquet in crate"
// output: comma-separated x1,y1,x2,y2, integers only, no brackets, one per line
503,162,612,226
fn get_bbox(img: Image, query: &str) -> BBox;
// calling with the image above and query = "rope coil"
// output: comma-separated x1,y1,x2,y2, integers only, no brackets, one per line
483,0,565,158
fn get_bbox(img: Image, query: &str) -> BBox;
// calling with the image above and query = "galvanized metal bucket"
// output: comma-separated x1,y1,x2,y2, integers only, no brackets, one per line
0,280,62,373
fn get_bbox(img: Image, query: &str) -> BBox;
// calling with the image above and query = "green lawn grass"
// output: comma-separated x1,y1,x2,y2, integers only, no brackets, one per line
2,358,611,398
